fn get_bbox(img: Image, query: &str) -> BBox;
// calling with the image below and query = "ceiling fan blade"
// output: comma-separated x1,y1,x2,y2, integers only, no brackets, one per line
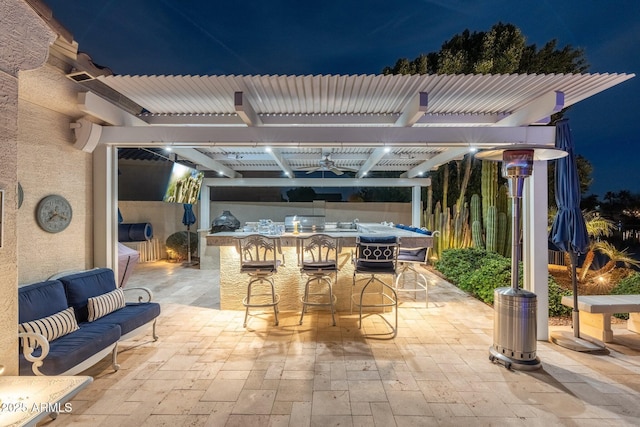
305,168,320,174
329,167,344,175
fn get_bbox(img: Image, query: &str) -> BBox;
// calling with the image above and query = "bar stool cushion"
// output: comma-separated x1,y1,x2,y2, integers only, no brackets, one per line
398,248,427,262
240,260,280,273
301,261,337,271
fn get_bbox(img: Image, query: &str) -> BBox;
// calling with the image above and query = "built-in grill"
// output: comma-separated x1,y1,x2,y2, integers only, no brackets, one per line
284,215,325,232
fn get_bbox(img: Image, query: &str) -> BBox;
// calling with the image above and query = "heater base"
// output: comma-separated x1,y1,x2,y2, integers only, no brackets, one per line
489,347,541,371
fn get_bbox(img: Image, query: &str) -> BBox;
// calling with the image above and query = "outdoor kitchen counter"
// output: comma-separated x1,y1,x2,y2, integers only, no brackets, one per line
206,224,433,312
205,223,433,247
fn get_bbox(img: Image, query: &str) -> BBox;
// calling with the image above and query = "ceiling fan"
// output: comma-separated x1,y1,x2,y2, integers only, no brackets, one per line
298,153,358,176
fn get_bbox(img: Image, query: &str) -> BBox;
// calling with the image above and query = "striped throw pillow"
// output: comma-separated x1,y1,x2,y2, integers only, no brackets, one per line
19,307,79,349
87,288,126,322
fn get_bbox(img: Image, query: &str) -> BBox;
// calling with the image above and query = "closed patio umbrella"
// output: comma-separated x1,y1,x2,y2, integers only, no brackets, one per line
549,120,595,349
182,203,197,265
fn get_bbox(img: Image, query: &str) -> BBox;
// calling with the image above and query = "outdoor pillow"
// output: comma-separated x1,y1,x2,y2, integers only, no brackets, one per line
87,288,126,322
19,306,79,349
60,268,118,322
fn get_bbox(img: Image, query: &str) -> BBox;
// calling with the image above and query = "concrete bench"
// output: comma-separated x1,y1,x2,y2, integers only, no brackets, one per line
561,295,640,343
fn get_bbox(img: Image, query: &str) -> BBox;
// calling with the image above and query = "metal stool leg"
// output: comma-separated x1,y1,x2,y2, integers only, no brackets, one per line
355,275,397,338
270,278,279,326
327,275,336,326
299,274,337,326
395,263,428,307
243,275,280,328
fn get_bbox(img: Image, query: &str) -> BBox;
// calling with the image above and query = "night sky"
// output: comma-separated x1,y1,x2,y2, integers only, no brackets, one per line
44,0,640,198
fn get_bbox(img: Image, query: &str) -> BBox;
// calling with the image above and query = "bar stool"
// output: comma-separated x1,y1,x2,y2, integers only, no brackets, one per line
395,246,430,307
351,236,400,338
297,234,340,326
236,234,284,327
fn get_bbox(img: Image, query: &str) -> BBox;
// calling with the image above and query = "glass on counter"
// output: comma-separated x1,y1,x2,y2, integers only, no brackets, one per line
242,221,285,235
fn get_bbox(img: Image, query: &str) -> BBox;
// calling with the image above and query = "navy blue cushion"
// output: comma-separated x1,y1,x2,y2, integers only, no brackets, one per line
302,261,337,272
358,235,397,244
18,280,68,323
355,260,395,272
19,322,121,376
398,248,428,262
59,268,118,322
90,303,161,336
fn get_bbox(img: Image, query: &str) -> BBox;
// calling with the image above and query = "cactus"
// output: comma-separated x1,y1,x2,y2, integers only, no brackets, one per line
453,201,463,247
472,221,484,248
497,184,508,215
470,194,481,223
425,186,433,230
497,212,507,256
486,206,497,252
454,201,471,249
470,194,484,249
496,184,510,257
481,161,498,231
430,196,474,260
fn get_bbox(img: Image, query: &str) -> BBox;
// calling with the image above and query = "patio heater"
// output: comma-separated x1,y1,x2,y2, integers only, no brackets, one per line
476,146,566,371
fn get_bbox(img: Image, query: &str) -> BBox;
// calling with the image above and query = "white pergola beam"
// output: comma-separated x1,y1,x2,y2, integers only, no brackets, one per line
78,92,147,126
143,115,242,126
417,113,508,125
356,147,388,178
234,91,263,127
204,177,431,187
99,125,555,147
401,147,472,178
495,91,564,127
267,148,295,177
395,92,428,127
172,148,242,178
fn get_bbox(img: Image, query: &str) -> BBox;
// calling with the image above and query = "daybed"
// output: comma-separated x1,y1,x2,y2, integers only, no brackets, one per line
18,268,160,376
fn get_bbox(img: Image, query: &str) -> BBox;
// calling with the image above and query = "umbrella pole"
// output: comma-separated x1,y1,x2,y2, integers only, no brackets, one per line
186,225,191,265
570,250,580,338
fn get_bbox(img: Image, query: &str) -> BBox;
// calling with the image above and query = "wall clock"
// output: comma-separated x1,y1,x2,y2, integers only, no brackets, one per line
36,195,73,233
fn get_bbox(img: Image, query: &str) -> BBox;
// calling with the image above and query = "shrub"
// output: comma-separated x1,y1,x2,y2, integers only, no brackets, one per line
611,272,640,295
434,247,573,317
610,272,640,320
166,231,198,260
548,277,572,317
458,256,515,304
434,248,503,287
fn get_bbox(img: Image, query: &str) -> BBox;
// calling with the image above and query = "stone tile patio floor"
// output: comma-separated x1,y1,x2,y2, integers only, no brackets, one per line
43,261,640,426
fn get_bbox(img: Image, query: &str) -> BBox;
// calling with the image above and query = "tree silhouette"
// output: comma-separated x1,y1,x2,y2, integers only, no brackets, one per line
383,22,589,211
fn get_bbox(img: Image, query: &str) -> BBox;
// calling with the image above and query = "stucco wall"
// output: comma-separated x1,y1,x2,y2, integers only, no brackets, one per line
1,0,56,375
17,64,93,284
209,201,413,226
119,200,413,263
118,201,192,258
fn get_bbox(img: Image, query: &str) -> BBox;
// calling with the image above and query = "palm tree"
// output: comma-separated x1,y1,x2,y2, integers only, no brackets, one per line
579,211,623,281
592,241,640,275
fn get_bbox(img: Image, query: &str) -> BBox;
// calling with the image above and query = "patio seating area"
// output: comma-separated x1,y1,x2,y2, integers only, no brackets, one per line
41,261,640,426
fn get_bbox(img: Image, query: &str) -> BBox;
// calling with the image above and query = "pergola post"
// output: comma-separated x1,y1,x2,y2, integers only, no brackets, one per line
412,185,422,227
93,144,119,272
523,160,550,340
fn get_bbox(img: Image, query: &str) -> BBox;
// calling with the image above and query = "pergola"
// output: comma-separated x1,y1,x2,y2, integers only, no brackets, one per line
75,71,633,339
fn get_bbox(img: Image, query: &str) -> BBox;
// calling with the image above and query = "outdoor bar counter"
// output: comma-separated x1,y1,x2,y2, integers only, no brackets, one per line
206,223,433,312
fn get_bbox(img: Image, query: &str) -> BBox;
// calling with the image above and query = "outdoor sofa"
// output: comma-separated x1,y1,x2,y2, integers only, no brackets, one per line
18,268,160,376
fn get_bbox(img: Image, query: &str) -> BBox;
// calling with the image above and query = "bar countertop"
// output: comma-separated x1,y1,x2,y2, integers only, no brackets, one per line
205,223,433,247
206,223,433,311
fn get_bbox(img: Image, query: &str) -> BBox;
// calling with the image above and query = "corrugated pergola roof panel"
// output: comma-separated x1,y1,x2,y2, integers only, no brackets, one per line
99,73,633,117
